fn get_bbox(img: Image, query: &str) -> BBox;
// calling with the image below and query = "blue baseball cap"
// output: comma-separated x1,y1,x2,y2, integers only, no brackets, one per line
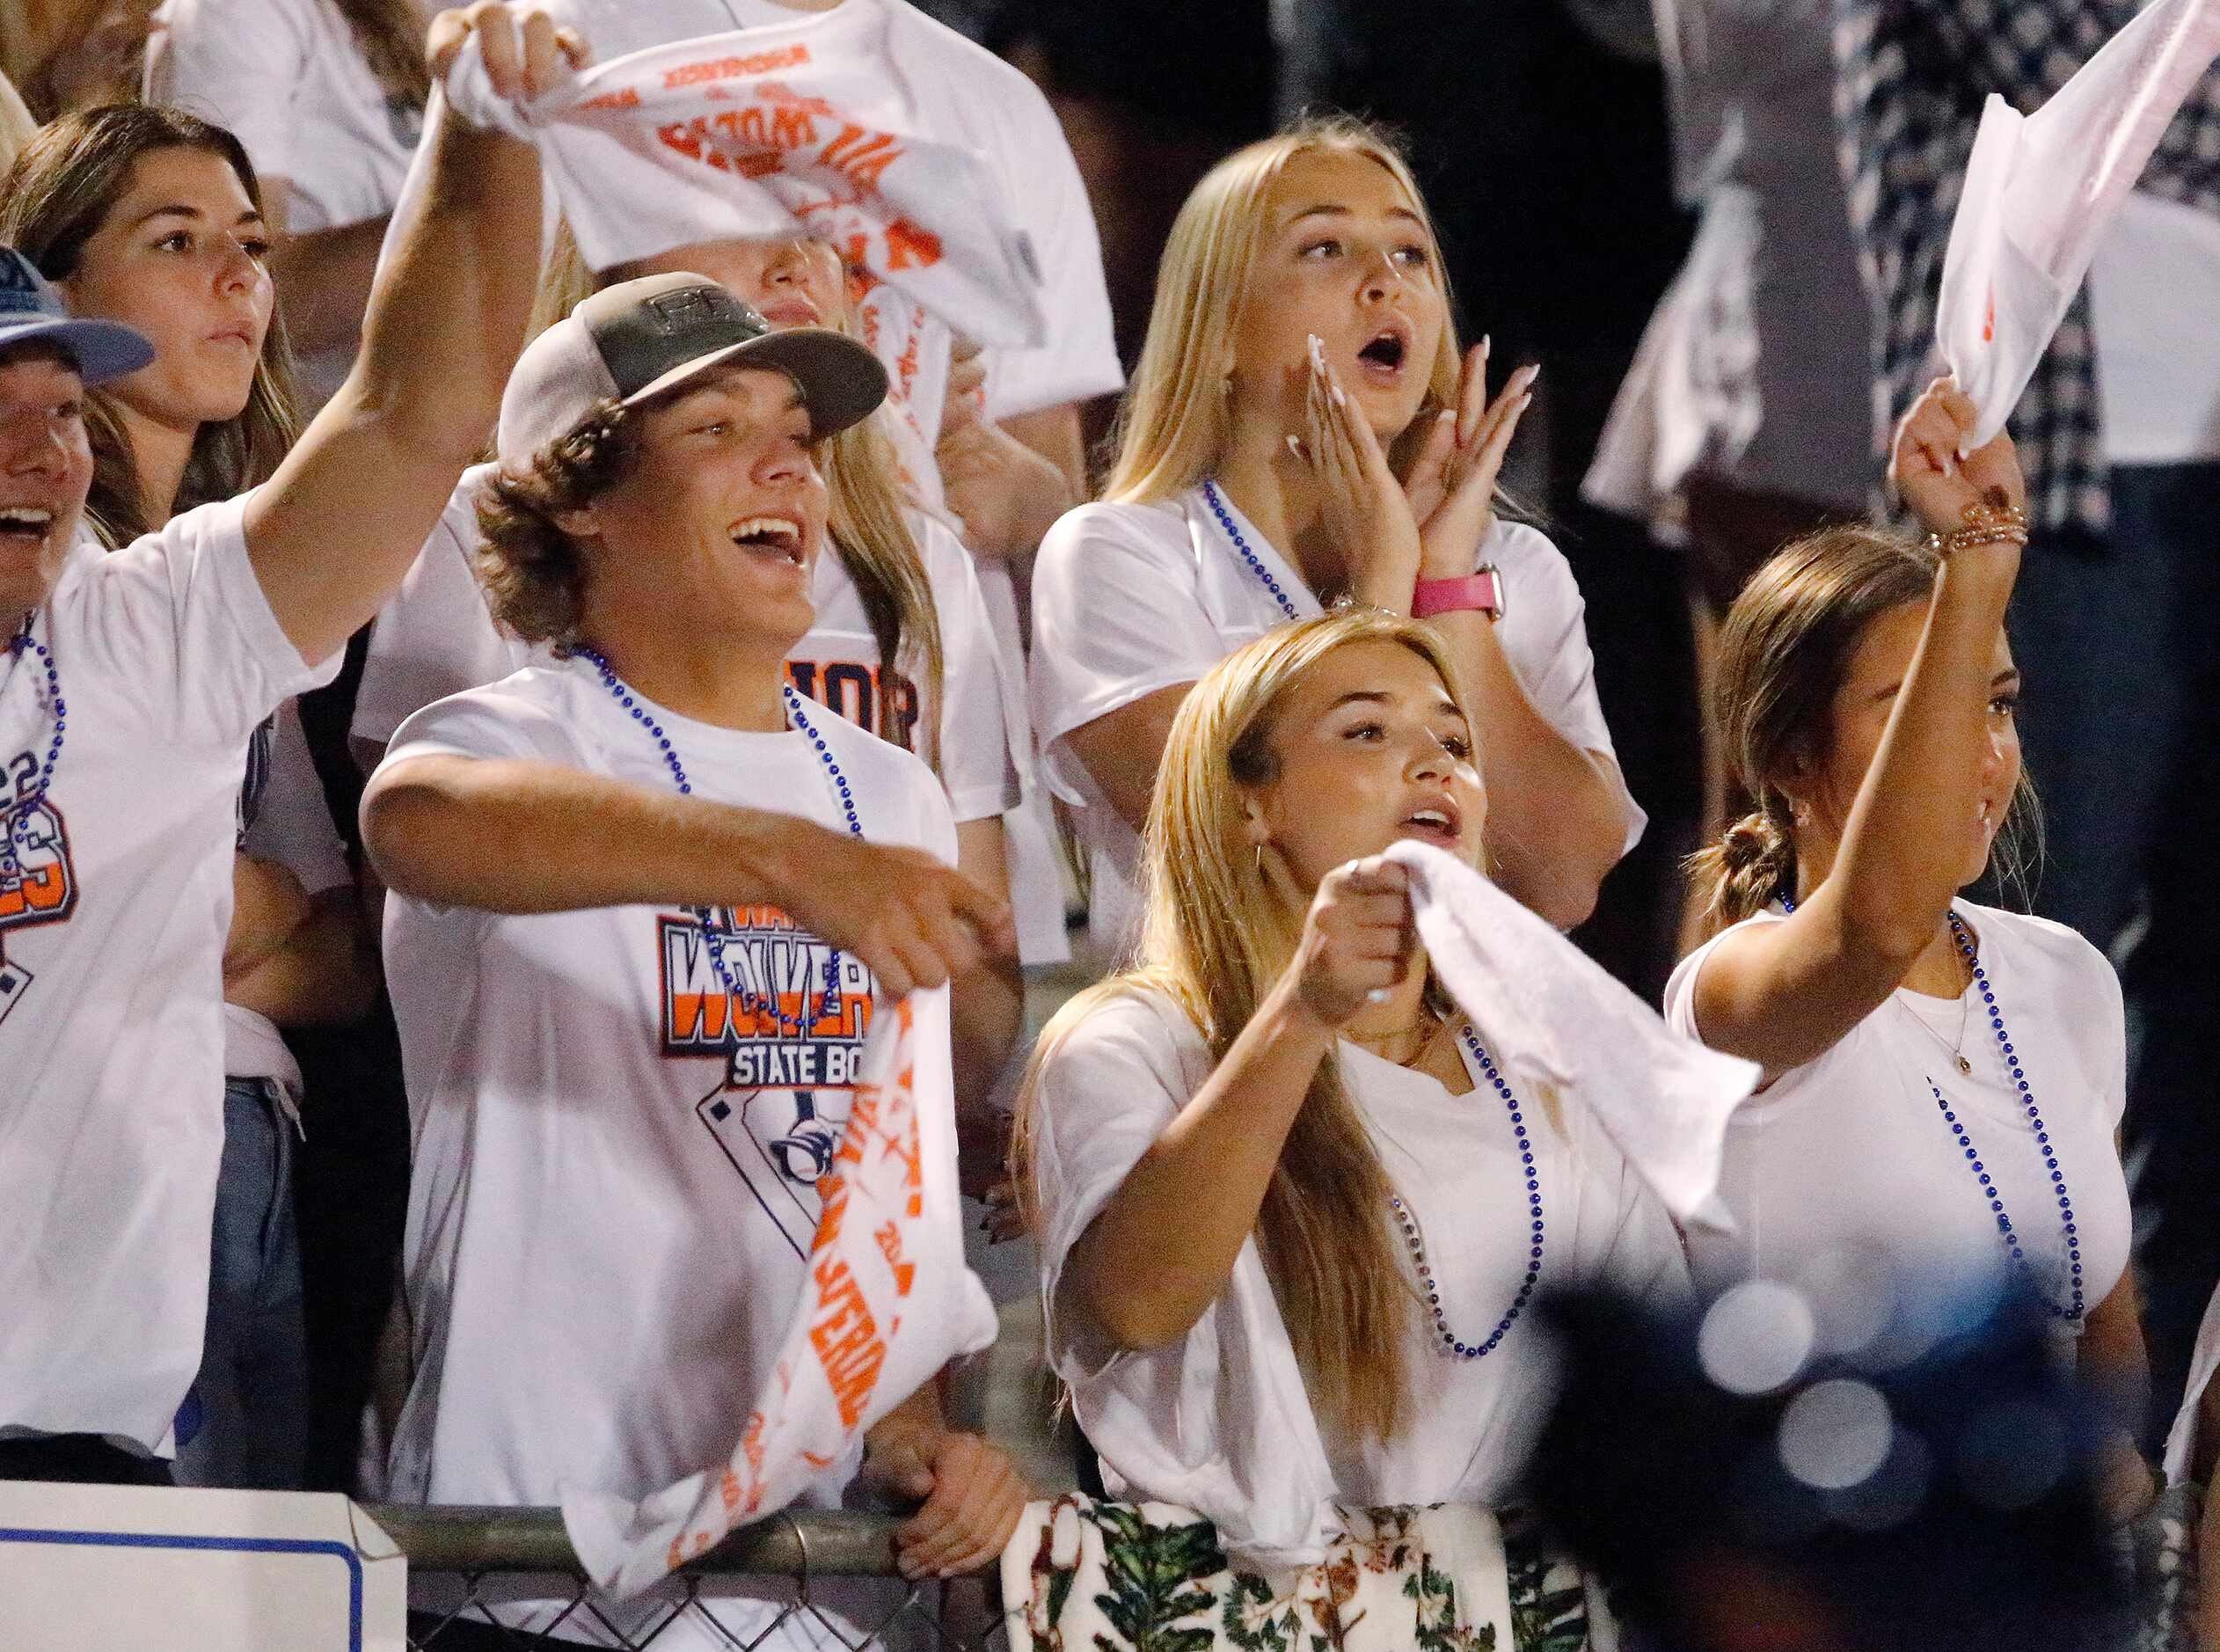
0,245,155,386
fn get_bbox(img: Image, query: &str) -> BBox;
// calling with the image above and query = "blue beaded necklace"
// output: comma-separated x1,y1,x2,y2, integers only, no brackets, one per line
1388,1024,1546,1359
1781,895,2084,1322
1201,479,1302,622
2,615,64,883
581,647,858,1034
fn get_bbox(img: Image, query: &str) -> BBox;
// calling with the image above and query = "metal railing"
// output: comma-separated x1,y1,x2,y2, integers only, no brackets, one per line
365,1504,1007,1652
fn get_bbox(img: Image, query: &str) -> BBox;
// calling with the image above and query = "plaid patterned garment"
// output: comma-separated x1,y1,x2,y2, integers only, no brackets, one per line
1833,0,2220,537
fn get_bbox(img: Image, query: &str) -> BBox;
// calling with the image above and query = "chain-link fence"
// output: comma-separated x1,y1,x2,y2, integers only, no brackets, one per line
367,1504,1010,1652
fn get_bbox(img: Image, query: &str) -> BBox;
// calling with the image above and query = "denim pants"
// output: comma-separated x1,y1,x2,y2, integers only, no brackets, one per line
173,1076,310,1490
2011,460,2220,1442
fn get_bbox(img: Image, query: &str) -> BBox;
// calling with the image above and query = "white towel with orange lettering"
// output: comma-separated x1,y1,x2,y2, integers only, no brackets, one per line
1938,0,2220,449
440,0,1046,347
561,994,998,1598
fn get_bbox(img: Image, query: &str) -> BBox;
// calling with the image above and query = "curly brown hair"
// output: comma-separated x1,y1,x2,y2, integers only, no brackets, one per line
474,398,637,653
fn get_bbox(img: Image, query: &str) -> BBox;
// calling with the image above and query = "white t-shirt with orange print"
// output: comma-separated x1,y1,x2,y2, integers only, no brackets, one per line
378,654,956,1646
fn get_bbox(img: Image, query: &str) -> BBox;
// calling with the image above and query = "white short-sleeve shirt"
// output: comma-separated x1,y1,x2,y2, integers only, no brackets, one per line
1028,490,1647,953
354,464,1019,825
380,656,955,1643
0,495,339,1453
1663,901,2131,1334
1028,985,1686,1511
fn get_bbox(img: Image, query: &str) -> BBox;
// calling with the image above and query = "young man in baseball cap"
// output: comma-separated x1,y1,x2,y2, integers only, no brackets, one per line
363,274,1025,1645
0,1,559,1488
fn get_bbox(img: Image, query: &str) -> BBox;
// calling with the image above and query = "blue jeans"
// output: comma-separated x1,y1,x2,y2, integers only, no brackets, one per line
2012,460,2220,1443
173,1076,310,1490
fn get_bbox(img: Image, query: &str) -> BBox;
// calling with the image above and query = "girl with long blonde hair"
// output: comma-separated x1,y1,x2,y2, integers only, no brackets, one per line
1016,610,1682,1576
1667,378,2151,1522
1030,115,1644,955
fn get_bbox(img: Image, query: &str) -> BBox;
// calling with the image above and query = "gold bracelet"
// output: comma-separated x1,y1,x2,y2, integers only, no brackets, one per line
1924,500,2029,558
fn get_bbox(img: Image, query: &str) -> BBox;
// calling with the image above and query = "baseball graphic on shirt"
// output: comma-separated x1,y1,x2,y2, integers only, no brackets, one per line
660,903,877,1258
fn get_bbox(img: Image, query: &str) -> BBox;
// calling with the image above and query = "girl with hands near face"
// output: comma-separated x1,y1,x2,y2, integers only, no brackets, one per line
1301,333,1537,612
1015,611,1685,1559
1030,117,1643,954
1671,378,2149,1522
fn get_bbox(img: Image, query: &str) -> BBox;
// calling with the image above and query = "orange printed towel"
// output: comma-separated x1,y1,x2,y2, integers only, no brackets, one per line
1938,0,2220,450
439,0,1047,349
560,992,998,1598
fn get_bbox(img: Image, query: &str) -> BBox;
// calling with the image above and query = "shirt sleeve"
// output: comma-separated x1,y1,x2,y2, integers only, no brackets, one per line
1030,991,1195,1381
145,0,316,185
916,519,1022,822
1028,504,1224,805
382,680,575,771
354,483,528,749
76,493,341,749
978,88,1124,421
241,698,350,896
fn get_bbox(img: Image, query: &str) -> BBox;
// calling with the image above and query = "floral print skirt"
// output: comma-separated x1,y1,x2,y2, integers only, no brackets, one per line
1001,1498,1616,1652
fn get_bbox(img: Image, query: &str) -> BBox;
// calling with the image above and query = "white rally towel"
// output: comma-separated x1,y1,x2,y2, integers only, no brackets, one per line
441,0,1046,348
561,993,1000,1598
1938,0,2220,450
1385,840,1756,1231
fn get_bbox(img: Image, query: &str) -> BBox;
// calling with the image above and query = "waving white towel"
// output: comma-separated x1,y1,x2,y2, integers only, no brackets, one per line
1939,0,2220,450
561,994,998,1599
1386,840,1755,1231
441,0,1046,348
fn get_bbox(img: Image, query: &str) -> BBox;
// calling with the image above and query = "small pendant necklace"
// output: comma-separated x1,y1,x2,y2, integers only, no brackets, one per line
1899,966,1976,1077
581,648,860,1034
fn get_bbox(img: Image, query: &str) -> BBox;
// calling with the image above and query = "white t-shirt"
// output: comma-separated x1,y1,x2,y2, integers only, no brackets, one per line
1029,490,1647,953
1663,901,2130,1334
353,464,1019,825
0,494,339,1453
147,0,425,400
380,656,954,1644
226,697,352,1097
1029,985,1686,1511
2090,191,2220,465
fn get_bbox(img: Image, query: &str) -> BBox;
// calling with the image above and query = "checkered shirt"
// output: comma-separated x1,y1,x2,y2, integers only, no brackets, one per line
1833,0,2220,537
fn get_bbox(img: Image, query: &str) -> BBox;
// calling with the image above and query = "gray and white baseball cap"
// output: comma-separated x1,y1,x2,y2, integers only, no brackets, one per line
495,272,889,470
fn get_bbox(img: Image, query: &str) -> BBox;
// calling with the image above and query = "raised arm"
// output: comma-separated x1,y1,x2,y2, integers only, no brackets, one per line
241,3,567,668
1061,858,1412,1351
1691,379,2026,1074
363,752,1013,1000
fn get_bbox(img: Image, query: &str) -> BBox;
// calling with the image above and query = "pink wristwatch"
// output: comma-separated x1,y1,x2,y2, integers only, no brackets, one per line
1411,566,1506,620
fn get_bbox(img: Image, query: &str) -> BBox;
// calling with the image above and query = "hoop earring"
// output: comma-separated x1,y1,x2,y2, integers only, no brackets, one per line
1253,843,1265,878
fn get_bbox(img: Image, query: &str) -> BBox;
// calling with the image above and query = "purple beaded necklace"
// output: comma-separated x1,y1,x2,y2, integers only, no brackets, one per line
2,615,64,884
1388,1024,1547,1359
581,647,858,1035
